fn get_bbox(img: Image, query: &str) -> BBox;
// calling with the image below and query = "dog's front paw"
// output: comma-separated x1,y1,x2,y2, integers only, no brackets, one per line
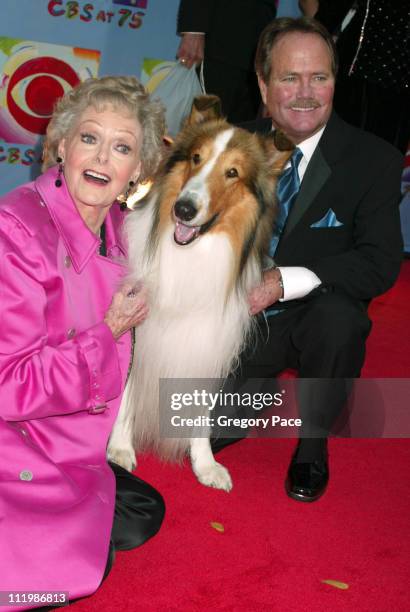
107,445,137,472
194,461,233,492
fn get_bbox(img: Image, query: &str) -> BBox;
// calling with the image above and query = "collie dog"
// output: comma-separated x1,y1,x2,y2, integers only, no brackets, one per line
108,120,292,491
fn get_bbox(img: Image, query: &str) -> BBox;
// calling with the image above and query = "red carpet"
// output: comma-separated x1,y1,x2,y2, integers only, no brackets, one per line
71,261,410,612
364,259,410,376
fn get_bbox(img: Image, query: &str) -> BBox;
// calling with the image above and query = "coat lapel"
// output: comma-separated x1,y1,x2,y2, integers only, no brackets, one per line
279,113,352,242
243,113,353,245
282,146,331,238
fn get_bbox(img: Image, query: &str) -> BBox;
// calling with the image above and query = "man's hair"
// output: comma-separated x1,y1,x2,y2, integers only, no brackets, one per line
255,17,338,82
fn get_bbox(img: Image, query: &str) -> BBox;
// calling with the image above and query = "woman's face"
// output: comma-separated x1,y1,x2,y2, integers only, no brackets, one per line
59,104,142,224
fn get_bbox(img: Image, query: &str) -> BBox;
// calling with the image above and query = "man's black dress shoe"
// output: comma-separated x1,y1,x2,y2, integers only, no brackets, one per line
285,455,329,502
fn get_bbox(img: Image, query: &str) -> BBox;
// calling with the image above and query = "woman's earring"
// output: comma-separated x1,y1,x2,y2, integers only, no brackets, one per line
122,180,136,209
118,179,137,210
55,156,64,188
126,180,136,198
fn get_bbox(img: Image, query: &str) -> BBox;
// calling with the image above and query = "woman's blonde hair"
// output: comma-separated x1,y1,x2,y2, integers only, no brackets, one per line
42,75,165,182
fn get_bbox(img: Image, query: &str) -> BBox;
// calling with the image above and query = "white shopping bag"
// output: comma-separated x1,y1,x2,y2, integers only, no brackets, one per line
151,62,203,136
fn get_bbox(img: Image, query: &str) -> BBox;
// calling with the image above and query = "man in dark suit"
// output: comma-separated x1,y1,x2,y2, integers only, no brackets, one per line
176,0,277,122
237,17,403,501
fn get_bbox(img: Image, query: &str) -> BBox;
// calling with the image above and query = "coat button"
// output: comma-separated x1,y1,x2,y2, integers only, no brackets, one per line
20,470,33,481
67,328,76,339
64,256,71,268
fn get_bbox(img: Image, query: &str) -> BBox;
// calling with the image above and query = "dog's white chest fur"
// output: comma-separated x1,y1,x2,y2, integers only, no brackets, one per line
148,228,250,376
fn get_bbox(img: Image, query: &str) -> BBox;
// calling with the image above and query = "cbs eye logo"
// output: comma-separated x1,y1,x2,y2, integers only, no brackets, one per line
0,39,99,145
7,56,79,135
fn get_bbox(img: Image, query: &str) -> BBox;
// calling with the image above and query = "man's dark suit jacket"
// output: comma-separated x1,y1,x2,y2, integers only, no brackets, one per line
177,0,277,71
244,113,403,305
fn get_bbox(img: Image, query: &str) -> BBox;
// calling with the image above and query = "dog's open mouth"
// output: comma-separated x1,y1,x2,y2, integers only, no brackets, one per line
174,221,200,245
174,214,218,246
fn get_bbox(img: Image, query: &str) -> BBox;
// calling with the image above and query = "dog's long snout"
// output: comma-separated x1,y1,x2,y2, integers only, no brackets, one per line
174,199,197,222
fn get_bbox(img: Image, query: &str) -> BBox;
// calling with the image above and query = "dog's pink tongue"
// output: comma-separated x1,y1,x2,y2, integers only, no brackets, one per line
174,221,198,244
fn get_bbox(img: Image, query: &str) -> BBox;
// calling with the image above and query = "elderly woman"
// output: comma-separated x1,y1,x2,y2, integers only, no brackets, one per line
0,76,166,609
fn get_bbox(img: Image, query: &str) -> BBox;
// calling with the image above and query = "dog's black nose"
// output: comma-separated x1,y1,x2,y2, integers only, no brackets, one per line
174,199,197,222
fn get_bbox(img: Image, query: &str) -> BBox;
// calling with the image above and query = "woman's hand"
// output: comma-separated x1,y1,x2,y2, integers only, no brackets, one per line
104,283,148,340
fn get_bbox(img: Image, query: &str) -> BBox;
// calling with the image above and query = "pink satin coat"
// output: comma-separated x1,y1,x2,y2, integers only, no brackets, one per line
0,167,131,610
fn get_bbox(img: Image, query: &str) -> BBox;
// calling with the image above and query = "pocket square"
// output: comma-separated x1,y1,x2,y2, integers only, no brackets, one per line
310,208,343,228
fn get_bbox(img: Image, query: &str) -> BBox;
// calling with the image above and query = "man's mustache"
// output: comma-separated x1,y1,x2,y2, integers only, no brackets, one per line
287,99,321,109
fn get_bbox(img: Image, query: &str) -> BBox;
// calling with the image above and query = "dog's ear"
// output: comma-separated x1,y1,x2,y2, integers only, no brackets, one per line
186,94,224,126
260,132,294,175
273,129,294,152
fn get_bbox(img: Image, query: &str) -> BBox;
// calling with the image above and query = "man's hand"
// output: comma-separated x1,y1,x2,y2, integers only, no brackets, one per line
248,268,284,315
104,283,149,340
176,33,205,68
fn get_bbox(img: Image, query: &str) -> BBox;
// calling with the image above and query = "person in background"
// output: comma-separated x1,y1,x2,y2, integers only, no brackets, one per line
0,76,166,609
176,0,277,123
238,17,403,502
299,0,410,153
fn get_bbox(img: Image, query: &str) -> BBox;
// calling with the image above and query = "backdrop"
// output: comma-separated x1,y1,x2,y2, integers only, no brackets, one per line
0,0,182,193
0,0,301,195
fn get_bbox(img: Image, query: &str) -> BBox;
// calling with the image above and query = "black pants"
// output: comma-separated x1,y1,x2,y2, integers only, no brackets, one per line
217,292,372,461
102,461,165,580
201,57,262,124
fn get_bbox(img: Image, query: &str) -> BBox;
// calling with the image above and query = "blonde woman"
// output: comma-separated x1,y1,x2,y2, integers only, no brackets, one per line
0,76,165,609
